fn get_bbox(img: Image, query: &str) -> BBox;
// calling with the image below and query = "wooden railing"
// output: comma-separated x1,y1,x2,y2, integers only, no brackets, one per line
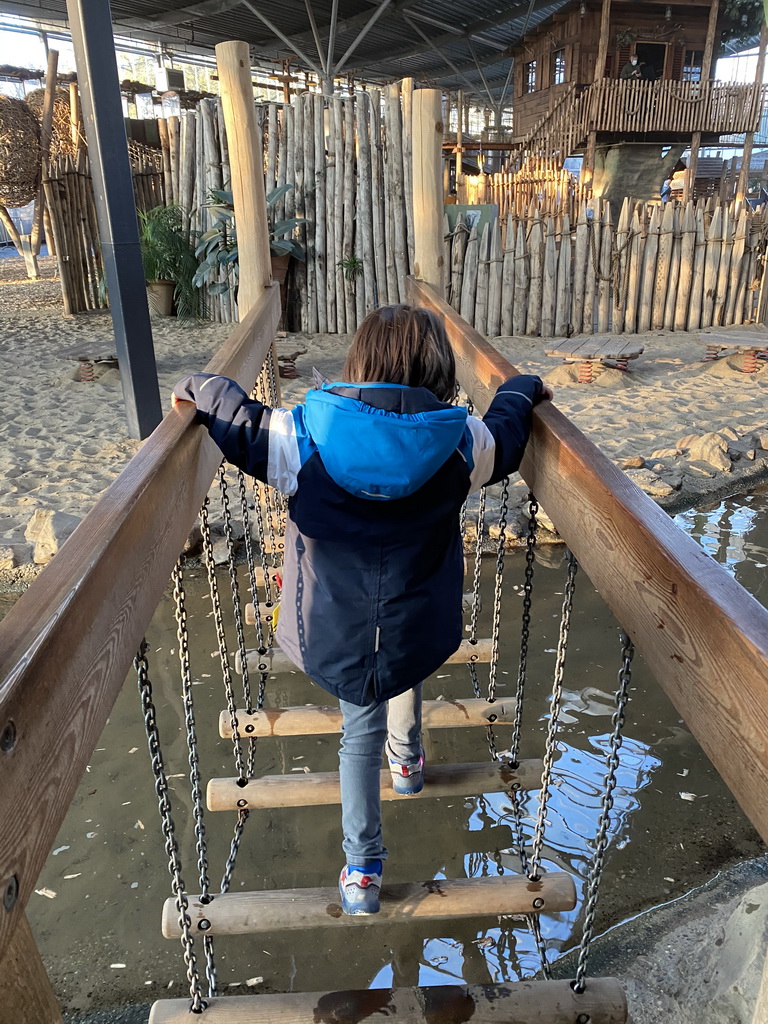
587,79,767,137
0,285,281,963
407,275,768,850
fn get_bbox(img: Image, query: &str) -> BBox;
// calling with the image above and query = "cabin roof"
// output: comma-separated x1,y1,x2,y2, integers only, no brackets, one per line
0,0,573,102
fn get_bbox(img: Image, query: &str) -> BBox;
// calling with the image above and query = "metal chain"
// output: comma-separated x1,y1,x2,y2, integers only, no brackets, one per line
171,560,217,998
528,550,578,881
511,494,538,766
221,809,250,894
251,479,274,606
135,641,206,1013
218,465,252,712
573,632,634,993
200,496,246,782
488,477,510,704
467,483,486,703
238,470,265,652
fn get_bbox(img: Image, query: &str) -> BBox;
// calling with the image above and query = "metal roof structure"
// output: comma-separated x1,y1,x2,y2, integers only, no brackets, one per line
0,0,571,105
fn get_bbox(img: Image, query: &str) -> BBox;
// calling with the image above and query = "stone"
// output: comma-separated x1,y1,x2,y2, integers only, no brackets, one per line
532,503,557,535
24,509,82,564
621,455,646,469
745,449,756,461
650,448,683,459
719,426,739,441
677,433,699,449
758,433,768,451
658,467,683,490
625,468,674,497
686,461,717,478
684,433,731,473
210,536,232,566
183,524,204,558
0,546,16,570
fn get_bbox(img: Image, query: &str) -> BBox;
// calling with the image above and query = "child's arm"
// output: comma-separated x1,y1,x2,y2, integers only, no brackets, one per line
465,374,550,491
172,372,302,491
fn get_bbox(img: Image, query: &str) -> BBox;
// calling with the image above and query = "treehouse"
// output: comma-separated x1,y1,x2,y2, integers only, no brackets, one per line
507,0,768,203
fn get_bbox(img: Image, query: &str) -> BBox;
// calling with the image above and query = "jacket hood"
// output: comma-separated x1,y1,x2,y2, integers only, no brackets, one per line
304,383,468,500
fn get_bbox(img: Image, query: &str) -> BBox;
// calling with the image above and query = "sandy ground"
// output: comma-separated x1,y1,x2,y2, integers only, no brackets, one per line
1,257,767,572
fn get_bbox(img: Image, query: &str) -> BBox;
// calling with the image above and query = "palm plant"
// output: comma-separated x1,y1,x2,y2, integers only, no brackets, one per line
139,204,205,320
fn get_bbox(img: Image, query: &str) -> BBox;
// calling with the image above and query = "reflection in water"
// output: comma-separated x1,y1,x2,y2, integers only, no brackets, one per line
29,490,768,1012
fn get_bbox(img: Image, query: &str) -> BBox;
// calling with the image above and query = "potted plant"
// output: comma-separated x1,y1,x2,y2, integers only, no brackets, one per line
193,185,305,307
139,204,203,319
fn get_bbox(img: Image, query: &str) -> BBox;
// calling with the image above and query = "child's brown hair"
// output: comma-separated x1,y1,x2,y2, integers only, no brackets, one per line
342,304,456,403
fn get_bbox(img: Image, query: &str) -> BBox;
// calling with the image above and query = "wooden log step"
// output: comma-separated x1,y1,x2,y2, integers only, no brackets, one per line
207,758,543,811
219,696,517,738
246,593,478,626
161,872,577,938
253,564,283,587
150,978,627,1023
235,639,493,676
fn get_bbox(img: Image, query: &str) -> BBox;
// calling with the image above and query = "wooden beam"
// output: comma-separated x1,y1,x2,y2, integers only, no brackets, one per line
207,758,544,810
149,979,628,1024
219,696,520,738
0,912,62,1024
702,0,720,80
594,0,611,82
406,275,768,847
412,88,445,294
161,873,577,937
0,285,281,958
685,130,701,203
30,47,58,261
737,19,768,201
236,638,494,675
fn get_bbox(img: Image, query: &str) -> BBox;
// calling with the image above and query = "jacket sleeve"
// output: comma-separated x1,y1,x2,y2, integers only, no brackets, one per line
464,374,544,492
173,372,308,493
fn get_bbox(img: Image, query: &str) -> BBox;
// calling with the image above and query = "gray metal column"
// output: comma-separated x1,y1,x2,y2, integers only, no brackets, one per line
66,0,162,440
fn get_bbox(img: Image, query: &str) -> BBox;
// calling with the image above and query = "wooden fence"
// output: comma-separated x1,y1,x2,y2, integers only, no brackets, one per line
446,196,768,338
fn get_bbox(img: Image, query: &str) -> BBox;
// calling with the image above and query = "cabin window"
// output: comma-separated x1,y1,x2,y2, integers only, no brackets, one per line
525,60,537,92
683,50,704,82
553,49,567,85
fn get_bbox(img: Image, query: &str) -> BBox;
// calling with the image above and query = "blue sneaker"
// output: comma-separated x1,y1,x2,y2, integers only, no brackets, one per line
339,860,383,915
387,746,425,795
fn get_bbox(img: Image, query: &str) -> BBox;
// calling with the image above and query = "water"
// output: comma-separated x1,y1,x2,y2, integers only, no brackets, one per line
28,489,768,1014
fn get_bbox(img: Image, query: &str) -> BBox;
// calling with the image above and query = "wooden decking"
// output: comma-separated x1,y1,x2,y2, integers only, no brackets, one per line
545,336,644,382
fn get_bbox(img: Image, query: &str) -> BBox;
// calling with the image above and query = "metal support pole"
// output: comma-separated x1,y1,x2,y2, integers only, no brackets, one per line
65,0,162,441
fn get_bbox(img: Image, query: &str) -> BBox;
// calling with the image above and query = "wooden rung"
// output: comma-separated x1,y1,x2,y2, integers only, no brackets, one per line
150,978,628,1023
235,639,493,676
161,872,577,938
246,594,477,627
253,564,283,587
219,697,518,738
207,758,543,811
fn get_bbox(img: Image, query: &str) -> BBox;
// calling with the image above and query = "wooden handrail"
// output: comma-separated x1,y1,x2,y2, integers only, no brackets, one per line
407,276,768,847
0,284,281,954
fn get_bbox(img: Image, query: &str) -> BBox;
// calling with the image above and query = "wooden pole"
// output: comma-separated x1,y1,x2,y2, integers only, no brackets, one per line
737,20,768,201
69,81,80,152
0,914,63,1024
215,41,272,317
702,0,720,80
595,0,612,81
412,88,445,294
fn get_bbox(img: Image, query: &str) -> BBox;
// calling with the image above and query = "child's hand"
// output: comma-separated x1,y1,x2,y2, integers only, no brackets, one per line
541,384,554,401
171,392,194,409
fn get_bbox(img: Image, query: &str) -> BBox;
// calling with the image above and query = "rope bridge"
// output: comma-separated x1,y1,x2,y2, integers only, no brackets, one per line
1,278,768,1023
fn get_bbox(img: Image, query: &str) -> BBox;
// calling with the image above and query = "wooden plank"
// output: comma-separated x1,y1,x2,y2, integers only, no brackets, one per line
0,285,281,955
149,978,627,1024
406,275,768,847
161,872,577,937
237,639,494,676
207,758,545,811
219,697,521,738
0,912,62,1024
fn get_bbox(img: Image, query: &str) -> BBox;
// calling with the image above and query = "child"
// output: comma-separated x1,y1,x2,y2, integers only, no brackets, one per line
172,304,551,915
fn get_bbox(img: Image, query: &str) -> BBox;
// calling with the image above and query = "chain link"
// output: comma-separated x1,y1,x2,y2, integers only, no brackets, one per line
528,550,578,881
172,560,217,997
218,465,253,713
200,496,246,781
488,477,509,704
511,494,538,766
573,631,634,993
135,641,206,1013
221,809,250,894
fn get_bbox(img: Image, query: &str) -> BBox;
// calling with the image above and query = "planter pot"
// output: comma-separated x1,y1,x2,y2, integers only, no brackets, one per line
147,279,175,317
270,253,291,285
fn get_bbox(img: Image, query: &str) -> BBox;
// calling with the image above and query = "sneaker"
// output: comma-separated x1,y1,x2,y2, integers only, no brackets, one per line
339,860,383,915
387,746,425,796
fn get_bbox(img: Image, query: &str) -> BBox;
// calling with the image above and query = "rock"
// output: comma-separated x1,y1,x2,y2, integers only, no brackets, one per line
758,433,768,451
684,432,732,473
686,461,717,478
677,433,699,449
210,536,232,566
745,449,756,461
621,455,646,469
24,509,82,564
719,426,739,440
0,547,16,570
625,468,674,497
650,448,683,459
658,467,684,490
183,524,203,558
652,462,666,473
532,503,557,535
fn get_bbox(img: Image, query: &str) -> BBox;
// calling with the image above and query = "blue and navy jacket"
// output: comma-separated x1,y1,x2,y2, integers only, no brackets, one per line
173,372,545,706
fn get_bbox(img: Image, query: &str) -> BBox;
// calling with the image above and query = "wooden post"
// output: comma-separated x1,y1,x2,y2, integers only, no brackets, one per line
595,0,612,81
685,132,701,203
737,20,768,202
701,0,720,81
412,88,445,294
69,81,80,152
0,915,63,1024
215,41,273,316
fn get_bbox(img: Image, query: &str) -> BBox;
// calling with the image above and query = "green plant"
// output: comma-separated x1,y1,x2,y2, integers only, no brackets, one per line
337,254,364,281
138,204,204,320
193,185,305,299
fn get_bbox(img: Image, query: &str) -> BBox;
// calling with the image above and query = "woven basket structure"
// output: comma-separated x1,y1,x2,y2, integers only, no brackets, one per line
26,86,83,158
0,95,41,207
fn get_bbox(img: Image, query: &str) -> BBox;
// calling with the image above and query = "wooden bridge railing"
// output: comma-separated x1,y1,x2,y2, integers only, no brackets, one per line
0,284,281,968
407,275,768,851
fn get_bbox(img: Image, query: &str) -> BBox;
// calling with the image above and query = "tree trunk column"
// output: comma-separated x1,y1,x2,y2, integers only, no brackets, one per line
412,88,445,296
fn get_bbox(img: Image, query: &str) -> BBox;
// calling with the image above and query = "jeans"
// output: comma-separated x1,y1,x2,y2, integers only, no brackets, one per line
338,683,423,864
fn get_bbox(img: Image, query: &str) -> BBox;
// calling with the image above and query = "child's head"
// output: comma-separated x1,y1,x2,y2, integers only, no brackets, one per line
342,304,456,403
